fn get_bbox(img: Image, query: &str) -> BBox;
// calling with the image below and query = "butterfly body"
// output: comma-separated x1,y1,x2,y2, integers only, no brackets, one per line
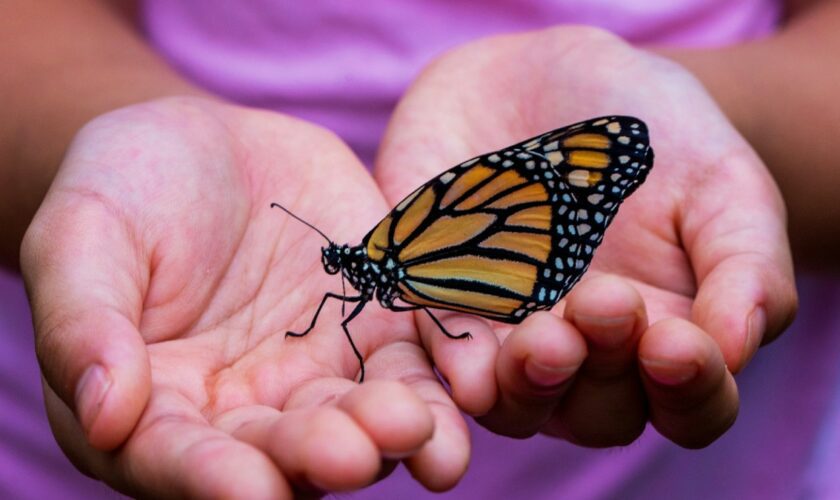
320,242,402,309
279,115,654,381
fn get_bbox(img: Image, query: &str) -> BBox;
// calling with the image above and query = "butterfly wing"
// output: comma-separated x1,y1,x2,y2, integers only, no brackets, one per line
364,116,654,323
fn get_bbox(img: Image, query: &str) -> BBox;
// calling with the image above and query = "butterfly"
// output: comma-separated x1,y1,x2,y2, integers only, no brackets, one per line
272,115,654,382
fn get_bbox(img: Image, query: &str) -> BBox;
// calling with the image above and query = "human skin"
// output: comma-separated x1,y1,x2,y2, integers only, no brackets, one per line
1,0,834,496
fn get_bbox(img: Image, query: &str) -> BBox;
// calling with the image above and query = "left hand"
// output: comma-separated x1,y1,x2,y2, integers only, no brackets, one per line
22,97,469,497
374,26,797,448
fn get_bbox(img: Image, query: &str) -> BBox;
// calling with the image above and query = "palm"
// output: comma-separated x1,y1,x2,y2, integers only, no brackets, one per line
27,97,467,496
375,27,795,446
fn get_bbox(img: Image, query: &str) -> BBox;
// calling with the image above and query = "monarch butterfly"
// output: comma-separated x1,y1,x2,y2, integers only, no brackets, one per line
272,115,654,382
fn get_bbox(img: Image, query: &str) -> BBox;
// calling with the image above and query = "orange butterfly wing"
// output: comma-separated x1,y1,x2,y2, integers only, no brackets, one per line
363,116,654,323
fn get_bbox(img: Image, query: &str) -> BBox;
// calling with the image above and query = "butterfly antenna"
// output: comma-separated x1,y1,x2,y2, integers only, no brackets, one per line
270,202,333,244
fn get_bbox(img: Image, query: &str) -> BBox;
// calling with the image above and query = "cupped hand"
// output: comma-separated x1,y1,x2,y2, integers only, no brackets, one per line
374,27,797,448
21,97,468,497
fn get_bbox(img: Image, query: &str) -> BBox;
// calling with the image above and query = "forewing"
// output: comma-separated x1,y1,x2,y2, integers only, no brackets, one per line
365,116,654,323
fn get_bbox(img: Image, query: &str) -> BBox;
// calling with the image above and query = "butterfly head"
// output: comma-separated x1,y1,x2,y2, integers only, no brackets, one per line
321,243,346,275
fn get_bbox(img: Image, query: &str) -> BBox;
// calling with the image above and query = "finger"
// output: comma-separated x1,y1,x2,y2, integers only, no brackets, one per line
67,389,292,498
227,405,380,493
49,387,288,499
225,374,437,493
682,154,798,372
476,312,586,438
338,380,435,459
43,384,108,480
416,312,499,415
21,200,150,450
366,340,471,492
639,318,739,449
269,375,438,460
542,275,648,446
404,401,471,492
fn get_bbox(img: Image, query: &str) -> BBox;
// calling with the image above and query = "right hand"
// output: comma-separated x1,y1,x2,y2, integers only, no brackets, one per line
22,96,470,497
374,26,797,448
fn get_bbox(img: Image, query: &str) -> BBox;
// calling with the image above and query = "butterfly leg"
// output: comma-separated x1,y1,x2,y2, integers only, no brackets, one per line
341,300,368,382
286,292,363,338
423,308,472,340
390,305,471,340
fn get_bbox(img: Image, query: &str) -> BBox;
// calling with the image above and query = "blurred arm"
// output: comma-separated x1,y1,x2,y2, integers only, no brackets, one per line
660,0,840,266
0,0,203,266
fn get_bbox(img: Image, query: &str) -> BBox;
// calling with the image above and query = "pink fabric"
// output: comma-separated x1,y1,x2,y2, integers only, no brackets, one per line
140,0,780,164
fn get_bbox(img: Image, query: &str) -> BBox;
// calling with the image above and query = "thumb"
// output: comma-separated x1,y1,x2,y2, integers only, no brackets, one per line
682,154,797,372
21,197,151,450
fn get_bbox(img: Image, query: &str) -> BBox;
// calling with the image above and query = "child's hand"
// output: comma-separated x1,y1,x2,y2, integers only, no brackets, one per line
22,97,468,497
375,26,797,448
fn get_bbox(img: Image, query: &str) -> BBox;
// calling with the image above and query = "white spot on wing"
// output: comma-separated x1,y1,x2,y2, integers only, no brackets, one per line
547,151,564,166
396,186,424,211
568,170,590,187
587,194,604,205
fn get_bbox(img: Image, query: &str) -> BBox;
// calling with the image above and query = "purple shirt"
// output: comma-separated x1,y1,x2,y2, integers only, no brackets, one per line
6,1,839,498
0,269,116,498
141,0,780,165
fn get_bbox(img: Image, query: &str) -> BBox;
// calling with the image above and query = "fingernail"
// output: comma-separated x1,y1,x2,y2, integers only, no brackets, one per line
570,313,638,349
742,307,766,368
641,358,697,386
525,358,578,387
75,364,112,435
